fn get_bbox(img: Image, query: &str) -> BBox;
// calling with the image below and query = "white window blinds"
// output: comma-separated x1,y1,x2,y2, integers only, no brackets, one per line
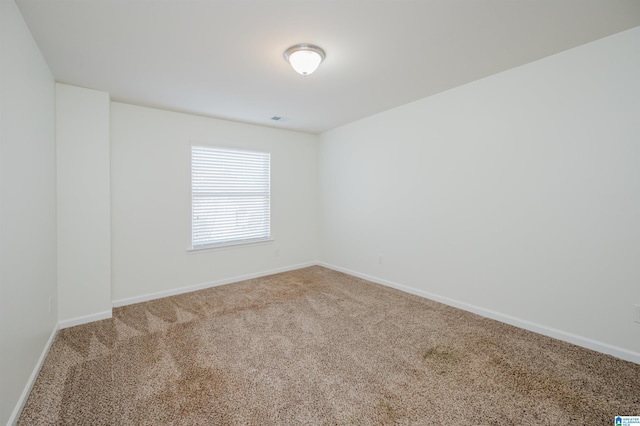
191,145,270,249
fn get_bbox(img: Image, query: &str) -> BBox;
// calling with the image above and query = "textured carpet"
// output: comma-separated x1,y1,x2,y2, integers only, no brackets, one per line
19,266,640,425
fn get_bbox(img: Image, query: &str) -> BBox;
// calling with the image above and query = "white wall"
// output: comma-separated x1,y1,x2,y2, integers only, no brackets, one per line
110,103,318,303
0,1,57,423
56,84,112,325
319,27,640,361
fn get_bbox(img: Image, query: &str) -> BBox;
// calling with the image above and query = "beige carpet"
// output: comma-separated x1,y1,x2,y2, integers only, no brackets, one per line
19,266,640,425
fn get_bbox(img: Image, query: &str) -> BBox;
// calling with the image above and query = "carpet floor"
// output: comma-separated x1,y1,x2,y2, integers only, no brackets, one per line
18,266,640,425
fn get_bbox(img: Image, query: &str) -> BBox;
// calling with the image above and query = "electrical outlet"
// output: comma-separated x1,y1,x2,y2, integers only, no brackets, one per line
635,304,640,324
378,254,383,264
275,248,280,257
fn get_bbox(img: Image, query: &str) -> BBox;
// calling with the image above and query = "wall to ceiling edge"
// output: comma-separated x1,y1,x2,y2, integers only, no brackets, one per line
318,26,640,361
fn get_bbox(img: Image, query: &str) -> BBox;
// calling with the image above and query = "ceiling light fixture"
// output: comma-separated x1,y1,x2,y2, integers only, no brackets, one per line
284,44,325,76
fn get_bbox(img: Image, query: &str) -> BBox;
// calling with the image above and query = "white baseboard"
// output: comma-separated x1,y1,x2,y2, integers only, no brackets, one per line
112,261,318,308
58,309,113,330
318,262,640,365
8,324,59,426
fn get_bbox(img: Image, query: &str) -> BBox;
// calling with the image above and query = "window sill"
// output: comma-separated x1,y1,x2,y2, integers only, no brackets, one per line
187,238,274,254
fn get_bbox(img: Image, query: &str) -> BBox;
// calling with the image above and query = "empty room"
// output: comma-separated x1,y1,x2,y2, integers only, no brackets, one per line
2,0,640,424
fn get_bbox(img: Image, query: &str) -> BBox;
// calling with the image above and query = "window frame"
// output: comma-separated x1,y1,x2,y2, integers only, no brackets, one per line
189,143,272,252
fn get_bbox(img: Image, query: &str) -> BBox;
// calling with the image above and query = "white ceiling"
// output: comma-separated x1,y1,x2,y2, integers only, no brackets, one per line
16,0,640,134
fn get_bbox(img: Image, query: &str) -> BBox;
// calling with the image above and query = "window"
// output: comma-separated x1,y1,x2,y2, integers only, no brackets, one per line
191,145,270,249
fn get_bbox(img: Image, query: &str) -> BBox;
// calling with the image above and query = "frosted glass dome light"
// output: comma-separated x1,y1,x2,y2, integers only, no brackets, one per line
284,44,325,76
